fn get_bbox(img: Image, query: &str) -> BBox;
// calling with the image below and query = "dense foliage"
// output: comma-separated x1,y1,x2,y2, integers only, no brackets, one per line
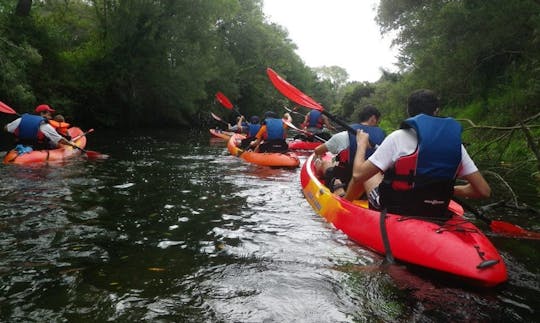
1,0,538,176
0,0,325,128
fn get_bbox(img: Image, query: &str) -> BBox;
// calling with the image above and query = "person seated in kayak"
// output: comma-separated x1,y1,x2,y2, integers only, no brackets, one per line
250,111,292,153
228,116,248,133
301,110,335,141
4,104,80,151
239,115,261,149
49,114,72,140
343,89,491,218
314,105,385,195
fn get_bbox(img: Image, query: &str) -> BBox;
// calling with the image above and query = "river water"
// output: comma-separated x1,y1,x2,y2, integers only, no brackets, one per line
0,129,538,322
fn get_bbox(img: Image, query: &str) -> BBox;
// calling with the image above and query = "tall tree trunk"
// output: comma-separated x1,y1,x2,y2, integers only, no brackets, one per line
15,0,32,16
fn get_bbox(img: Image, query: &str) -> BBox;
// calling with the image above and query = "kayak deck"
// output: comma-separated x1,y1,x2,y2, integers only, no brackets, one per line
300,154,507,287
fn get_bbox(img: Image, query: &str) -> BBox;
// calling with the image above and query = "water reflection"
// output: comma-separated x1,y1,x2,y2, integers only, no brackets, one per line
0,130,538,322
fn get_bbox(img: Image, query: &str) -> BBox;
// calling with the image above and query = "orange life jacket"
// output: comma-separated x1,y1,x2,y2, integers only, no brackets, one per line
49,119,70,137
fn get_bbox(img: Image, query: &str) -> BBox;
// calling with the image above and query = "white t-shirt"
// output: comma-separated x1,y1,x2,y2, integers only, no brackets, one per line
368,128,478,177
6,118,64,145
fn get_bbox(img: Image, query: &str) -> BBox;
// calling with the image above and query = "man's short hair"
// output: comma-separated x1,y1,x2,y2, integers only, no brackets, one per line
407,89,439,117
358,105,381,122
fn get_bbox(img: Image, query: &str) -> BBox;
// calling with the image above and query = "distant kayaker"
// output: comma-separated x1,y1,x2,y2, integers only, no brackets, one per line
250,111,292,153
227,116,248,133
50,114,72,140
344,89,491,218
4,104,80,150
313,105,386,195
239,115,261,149
301,110,335,141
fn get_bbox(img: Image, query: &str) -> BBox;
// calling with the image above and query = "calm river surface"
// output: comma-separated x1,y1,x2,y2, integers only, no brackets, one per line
0,128,538,322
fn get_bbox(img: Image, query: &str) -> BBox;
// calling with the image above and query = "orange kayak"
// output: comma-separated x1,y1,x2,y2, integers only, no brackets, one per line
3,127,87,164
209,128,238,140
227,133,300,168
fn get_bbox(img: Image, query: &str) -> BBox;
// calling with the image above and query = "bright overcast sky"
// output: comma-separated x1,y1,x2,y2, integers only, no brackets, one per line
263,0,399,83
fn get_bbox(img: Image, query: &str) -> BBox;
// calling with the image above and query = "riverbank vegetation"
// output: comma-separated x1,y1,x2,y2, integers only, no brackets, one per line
1,1,538,189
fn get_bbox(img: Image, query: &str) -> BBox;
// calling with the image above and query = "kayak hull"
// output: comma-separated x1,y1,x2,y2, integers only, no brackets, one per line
3,127,87,165
209,128,236,140
300,154,507,287
228,134,300,168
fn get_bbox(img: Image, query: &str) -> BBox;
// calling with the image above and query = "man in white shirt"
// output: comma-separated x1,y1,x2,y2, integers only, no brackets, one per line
344,89,490,217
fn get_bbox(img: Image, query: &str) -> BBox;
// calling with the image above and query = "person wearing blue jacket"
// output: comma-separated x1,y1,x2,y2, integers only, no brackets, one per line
314,105,385,195
344,89,491,218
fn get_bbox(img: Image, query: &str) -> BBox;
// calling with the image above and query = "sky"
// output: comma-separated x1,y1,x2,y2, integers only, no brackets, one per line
262,0,399,83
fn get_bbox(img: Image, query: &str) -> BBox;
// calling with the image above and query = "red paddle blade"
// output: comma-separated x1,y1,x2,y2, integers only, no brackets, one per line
215,92,234,109
490,221,540,239
0,101,18,115
266,68,324,111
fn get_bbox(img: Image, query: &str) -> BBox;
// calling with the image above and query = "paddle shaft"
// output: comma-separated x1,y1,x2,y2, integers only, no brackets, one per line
283,119,326,142
455,197,493,225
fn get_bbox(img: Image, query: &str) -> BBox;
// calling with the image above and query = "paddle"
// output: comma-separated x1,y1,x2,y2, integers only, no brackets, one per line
210,112,229,126
282,118,326,143
455,197,540,239
71,128,94,142
0,100,20,115
215,92,241,116
68,128,108,159
267,68,378,148
283,105,305,118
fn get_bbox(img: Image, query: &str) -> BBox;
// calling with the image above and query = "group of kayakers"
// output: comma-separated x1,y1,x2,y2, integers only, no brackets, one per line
3,104,80,151
221,88,491,219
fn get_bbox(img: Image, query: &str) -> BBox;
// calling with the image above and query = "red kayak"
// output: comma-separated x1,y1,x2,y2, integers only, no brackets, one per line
287,140,322,151
227,133,300,168
300,154,507,287
3,127,87,165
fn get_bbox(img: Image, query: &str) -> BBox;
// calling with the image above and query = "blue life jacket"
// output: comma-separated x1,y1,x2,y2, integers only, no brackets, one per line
247,123,261,137
18,114,46,140
265,118,284,140
347,124,387,163
379,114,462,218
307,110,323,128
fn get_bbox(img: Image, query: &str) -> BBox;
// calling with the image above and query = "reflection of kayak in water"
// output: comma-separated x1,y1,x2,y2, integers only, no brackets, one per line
3,127,87,165
227,133,300,168
300,153,507,287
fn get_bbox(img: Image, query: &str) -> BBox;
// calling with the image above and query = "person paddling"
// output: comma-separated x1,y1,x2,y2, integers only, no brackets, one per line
4,104,81,151
301,109,335,141
314,105,386,195
250,111,292,153
239,115,261,149
344,89,491,218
